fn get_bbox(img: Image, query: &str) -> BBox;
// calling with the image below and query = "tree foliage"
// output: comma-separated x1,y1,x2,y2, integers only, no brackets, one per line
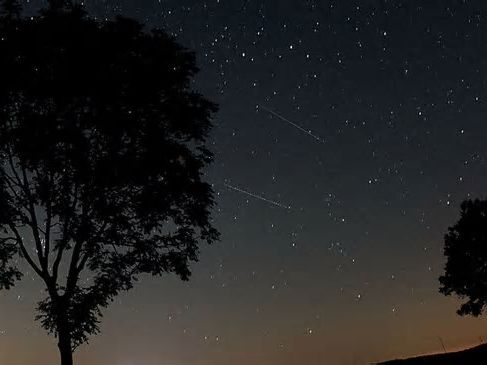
0,0,21,20
0,0,219,356
439,199,487,316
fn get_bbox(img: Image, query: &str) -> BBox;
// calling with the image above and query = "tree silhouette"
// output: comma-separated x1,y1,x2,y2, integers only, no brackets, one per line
0,0,21,20
439,199,487,316
0,2,219,364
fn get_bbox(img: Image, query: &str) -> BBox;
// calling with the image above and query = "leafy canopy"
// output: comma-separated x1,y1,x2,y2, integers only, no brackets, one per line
439,199,487,316
0,3,219,349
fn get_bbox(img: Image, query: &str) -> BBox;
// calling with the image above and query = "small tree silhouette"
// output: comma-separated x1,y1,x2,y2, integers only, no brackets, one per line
439,199,487,316
0,2,219,364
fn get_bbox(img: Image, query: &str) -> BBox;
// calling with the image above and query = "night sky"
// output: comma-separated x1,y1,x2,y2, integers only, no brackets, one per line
2,1,487,364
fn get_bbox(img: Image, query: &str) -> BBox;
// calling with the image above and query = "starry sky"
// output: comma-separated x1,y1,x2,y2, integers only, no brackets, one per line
2,1,487,364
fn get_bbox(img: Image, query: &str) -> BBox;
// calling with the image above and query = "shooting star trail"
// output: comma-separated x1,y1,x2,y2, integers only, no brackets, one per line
259,105,325,143
224,183,291,210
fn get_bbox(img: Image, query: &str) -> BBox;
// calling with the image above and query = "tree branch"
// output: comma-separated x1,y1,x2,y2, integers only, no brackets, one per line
20,165,46,272
65,194,90,296
52,182,79,283
8,223,44,278
76,221,109,274
43,172,53,269
5,149,46,272
0,168,23,202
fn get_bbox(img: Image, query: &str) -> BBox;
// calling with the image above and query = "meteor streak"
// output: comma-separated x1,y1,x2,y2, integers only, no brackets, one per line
259,105,325,143
224,183,291,210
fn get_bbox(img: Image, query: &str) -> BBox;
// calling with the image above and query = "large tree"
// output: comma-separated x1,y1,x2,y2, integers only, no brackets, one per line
439,199,487,316
0,1,219,364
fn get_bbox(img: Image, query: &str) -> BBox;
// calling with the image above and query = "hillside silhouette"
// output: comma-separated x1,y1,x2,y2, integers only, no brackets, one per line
378,343,487,364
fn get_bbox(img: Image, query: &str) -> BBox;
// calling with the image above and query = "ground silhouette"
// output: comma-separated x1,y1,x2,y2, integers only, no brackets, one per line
378,343,487,364
0,1,219,364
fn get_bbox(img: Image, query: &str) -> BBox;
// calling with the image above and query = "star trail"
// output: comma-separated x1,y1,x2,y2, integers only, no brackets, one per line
224,183,292,210
259,105,326,144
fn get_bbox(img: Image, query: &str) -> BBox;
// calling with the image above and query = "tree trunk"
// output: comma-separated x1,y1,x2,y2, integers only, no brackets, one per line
58,331,73,365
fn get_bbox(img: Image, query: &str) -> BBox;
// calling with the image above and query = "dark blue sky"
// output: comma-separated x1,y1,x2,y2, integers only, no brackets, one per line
2,1,487,364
